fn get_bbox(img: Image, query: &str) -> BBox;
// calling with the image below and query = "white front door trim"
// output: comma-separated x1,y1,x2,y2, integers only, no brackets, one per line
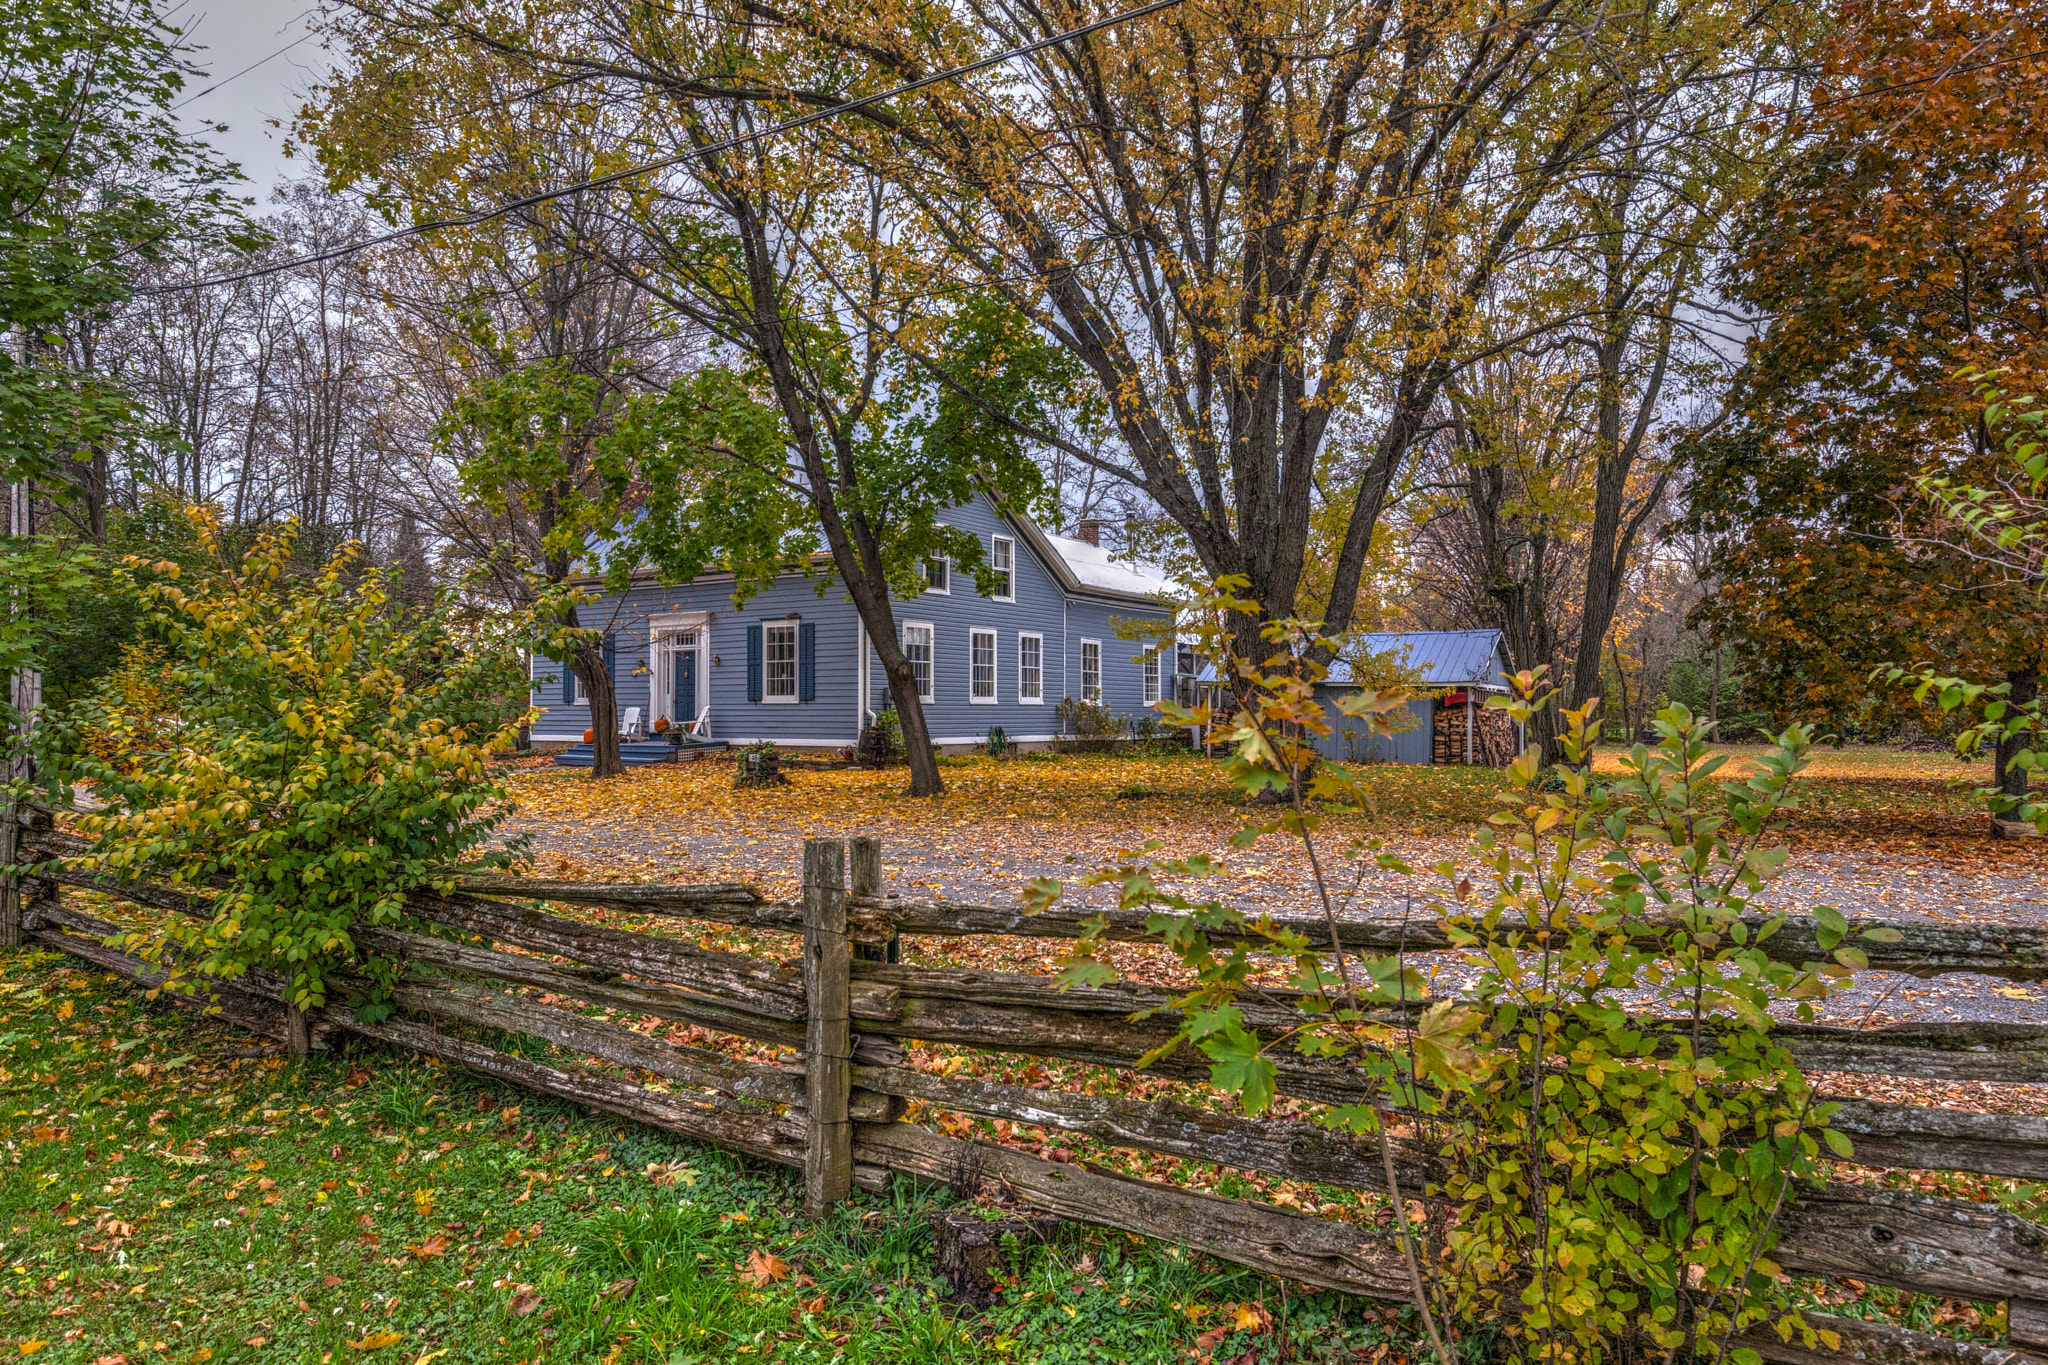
648,611,711,730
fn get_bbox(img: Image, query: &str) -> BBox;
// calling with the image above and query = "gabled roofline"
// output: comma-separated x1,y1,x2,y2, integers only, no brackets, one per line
567,501,1174,609
1004,508,1176,607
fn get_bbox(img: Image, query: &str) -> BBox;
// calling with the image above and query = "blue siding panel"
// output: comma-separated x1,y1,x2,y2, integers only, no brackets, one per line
526,492,1175,748
1315,693,1436,764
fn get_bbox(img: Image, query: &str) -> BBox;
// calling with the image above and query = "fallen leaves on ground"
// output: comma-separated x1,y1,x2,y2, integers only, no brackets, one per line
348,1330,404,1351
744,1249,791,1286
501,748,2048,939
1233,1302,1273,1331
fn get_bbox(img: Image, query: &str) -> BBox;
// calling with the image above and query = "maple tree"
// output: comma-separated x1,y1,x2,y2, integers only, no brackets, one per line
308,66,693,780
310,11,1088,796
1879,373,2048,830
1687,0,2048,758
717,0,1802,685
1,0,244,503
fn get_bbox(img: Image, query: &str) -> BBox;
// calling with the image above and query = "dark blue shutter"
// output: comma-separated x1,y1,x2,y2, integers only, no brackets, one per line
798,622,816,702
601,634,616,680
746,624,763,702
558,655,574,705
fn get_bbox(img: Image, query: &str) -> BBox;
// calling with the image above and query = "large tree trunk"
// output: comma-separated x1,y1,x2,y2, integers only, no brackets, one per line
1710,643,1723,735
1465,451,1564,760
1998,666,2041,809
841,573,943,798
570,637,624,779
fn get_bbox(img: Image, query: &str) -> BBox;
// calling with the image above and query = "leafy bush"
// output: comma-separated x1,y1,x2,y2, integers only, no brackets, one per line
78,640,179,772
34,514,529,1013
1054,695,1127,741
1042,577,1880,1364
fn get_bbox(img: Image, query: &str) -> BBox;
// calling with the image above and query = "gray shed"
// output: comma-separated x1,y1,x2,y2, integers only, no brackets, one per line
1317,629,1513,765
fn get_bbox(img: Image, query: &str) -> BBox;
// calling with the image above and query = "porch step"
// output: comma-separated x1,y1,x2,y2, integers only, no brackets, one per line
552,741,722,768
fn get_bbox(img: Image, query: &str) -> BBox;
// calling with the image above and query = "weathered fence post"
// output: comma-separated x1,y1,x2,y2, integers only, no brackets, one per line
848,835,899,965
285,1005,310,1057
802,837,852,1217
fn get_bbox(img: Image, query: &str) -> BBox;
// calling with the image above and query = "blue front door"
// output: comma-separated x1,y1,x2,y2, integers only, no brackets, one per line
673,649,698,726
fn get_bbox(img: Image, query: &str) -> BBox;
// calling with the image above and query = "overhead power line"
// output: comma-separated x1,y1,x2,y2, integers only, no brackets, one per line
142,0,1191,293
173,7,322,110
141,22,2048,300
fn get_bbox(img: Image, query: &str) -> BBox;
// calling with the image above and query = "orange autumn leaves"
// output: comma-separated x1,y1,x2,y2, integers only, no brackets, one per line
744,1248,792,1286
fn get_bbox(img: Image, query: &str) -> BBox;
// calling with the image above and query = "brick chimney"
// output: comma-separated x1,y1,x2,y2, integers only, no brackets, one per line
1076,519,1102,546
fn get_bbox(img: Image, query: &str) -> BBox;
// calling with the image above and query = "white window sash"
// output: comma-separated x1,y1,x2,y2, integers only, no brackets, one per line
1143,648,1160,704
970,629,997,703
990,535,1015,601
764,624,799,703
903,622,935,703
1018,632,1043,703
1080,638,1101,703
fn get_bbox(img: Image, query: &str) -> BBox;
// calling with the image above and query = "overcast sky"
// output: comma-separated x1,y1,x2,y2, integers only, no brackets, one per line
170,0,338,199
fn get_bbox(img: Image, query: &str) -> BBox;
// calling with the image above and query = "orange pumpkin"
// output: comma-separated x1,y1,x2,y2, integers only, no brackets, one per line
582,728,594,743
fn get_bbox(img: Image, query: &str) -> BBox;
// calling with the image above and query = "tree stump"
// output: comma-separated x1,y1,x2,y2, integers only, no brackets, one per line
928,1208,1066,1307
734,744,788,789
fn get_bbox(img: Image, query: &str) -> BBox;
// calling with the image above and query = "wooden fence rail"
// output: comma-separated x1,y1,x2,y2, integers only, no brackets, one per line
9,808,2048,1364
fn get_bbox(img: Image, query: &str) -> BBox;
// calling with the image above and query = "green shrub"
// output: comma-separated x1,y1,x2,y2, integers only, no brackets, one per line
33,512,530,1014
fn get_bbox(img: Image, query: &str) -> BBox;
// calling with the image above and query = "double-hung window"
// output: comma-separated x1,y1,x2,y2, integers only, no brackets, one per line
989,536,1015,600
924,554,950,593
1080,639,1101,703
763,623,799,701
903,623,934,702
970,629,997,702
1018,633,1043,702
1142,648,1161,704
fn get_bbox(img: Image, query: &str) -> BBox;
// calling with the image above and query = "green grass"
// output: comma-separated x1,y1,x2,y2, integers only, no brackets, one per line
0,948,1429,1364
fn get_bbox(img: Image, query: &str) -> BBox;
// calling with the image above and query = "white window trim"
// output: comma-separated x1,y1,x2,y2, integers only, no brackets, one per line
762,621,800,705
989,535,1016,602
1017,631,1044,704
969,628,998,704
1080,637,1102,703
924,553,951,595
902,620,935,703
1142,648,1161,705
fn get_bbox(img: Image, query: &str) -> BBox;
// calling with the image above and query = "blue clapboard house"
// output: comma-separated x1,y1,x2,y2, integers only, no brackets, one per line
530,495,1180,763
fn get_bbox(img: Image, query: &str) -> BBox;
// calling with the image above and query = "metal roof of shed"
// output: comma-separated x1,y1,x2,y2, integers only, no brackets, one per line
1325,629,1508,688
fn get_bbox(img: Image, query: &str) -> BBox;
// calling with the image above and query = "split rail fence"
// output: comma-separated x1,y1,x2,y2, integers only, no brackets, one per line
7,805,2048,1364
